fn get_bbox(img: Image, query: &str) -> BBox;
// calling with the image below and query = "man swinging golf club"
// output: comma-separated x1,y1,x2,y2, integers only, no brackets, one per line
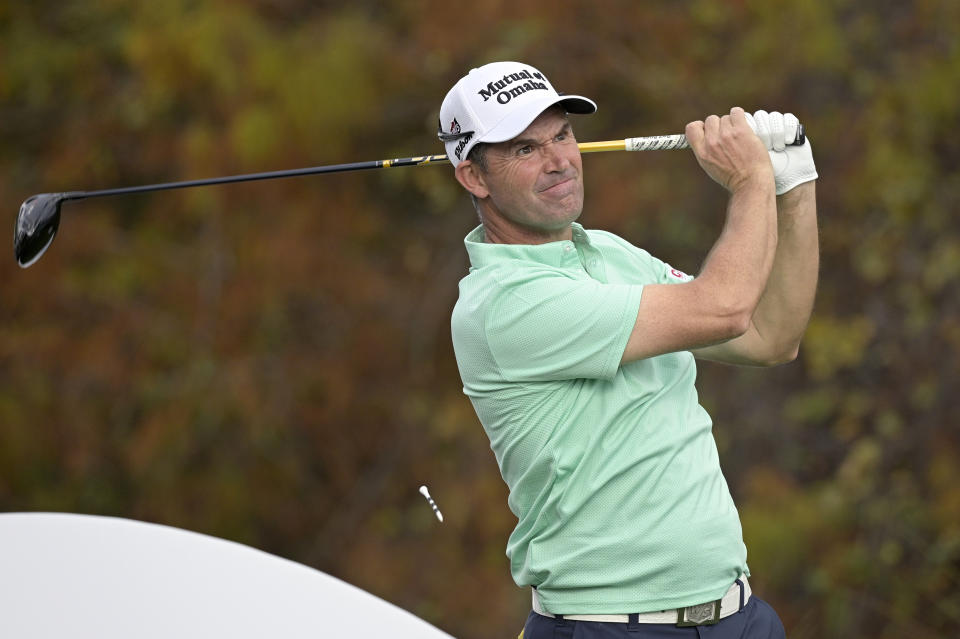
442,61,818,638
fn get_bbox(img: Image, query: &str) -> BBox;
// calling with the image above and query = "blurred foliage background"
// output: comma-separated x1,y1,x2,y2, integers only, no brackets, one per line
1,1,959,637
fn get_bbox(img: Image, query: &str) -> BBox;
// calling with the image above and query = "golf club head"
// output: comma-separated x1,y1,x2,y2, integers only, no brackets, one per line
15,193,66,268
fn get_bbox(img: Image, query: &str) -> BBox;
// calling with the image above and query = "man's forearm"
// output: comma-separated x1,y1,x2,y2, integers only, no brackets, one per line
750,181,819,358
696,178,779,322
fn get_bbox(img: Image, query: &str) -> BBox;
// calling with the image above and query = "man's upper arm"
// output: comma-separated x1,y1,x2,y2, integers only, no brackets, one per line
620,280,751,364
629,279,795,368
617,258,796,367
691,319,800,366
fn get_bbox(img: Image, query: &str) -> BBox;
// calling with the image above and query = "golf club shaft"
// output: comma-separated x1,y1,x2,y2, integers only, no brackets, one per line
56,157,447,203
56,132,754,203
14,126,806,267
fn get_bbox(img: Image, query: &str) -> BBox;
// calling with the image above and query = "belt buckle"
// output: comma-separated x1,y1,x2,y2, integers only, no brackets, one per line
676,599,721,627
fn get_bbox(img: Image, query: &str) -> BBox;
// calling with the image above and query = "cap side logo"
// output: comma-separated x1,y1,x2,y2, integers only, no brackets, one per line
450,118,461,134
454,132,473,161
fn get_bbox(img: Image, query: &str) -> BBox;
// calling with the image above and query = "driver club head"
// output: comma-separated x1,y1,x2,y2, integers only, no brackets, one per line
14,193,67,268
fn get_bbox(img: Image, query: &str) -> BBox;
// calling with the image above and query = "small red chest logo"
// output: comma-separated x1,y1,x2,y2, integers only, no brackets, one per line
670,268,688,279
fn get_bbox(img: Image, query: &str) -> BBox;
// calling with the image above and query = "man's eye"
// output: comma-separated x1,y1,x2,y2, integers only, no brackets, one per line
517,146,533,156
555,133,567,142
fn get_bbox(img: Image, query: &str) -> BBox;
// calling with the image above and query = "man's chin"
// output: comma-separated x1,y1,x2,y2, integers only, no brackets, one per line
523,207,583,235
547,203,583,228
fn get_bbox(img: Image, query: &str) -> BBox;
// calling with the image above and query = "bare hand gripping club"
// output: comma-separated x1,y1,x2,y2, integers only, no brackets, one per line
14,125,804,268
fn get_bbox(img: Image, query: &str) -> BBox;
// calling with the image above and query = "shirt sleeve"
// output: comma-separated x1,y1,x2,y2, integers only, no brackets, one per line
639,248,694,285
592,230,694,285
658,261,695,284
484,274,644,382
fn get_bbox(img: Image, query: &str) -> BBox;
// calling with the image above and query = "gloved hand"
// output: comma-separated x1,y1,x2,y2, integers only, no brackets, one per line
745,110,818,195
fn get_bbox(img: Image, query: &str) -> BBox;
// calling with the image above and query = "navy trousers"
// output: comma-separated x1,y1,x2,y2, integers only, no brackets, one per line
522,596,786,639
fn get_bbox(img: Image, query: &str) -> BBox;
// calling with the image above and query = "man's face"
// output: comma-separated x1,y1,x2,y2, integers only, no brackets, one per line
472,108,584,240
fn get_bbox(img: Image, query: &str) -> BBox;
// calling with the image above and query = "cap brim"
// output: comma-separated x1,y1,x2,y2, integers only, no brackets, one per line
477,94,597,145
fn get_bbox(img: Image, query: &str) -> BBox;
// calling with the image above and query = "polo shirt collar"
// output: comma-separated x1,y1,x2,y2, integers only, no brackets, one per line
464,223,593,269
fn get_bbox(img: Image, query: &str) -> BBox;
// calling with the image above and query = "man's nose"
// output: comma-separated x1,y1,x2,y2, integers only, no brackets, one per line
540,143,570,172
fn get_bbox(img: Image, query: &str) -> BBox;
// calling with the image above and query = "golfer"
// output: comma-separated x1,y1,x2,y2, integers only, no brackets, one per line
440,61,818,638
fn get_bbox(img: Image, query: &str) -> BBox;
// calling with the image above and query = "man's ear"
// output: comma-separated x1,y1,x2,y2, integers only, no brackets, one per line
455,160,490,200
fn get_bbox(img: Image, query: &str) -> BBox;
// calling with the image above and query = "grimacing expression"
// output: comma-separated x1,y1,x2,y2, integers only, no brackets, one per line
475,109,584,235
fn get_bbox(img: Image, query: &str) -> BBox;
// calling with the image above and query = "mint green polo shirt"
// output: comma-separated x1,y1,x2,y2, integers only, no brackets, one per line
451,222,748,614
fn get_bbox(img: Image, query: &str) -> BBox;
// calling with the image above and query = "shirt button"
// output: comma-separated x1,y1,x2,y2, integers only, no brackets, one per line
563,244,574,253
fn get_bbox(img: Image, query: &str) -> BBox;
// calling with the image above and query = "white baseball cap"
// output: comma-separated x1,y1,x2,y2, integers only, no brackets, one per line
438,61,597,167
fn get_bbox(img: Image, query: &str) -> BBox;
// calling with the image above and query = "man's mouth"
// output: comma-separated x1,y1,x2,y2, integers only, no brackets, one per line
539,176,576,194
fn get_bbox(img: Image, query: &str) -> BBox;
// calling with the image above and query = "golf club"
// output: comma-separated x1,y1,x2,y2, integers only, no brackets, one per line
13,125,804,268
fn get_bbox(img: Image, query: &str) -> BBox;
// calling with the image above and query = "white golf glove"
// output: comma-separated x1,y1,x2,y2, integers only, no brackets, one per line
745,110,818,195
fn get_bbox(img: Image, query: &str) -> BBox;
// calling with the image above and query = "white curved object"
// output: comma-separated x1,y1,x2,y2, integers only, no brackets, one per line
0,512,454,638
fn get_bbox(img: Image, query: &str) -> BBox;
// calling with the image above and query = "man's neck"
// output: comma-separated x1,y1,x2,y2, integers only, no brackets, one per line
480,216,574,245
